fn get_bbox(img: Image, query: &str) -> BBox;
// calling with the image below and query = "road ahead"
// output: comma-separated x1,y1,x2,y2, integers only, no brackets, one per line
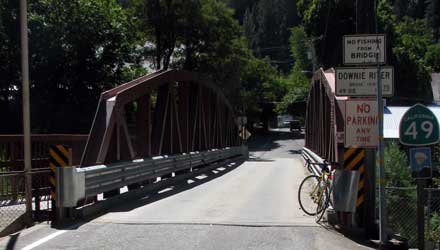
0,130,373,250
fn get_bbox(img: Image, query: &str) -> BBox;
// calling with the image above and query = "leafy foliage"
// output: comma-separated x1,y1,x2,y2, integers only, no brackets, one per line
429,212,440,242
1,0,141,133
297,0,437,103
241,0,298,73
391,17,433,101
384,142,413,187
276,26,311,114
425,0,440,42
426,43,440,71
289,26,312,71
1,0,296,132
276,66,309,113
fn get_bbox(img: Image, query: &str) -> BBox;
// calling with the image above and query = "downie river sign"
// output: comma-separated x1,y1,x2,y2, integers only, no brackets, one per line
335,66,393,96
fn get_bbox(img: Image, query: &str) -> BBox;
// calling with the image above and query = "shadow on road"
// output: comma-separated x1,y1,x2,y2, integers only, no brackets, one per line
49,158,246,231
4,233,19,250
288,149,302,155
101,159,246,213
247,130,304,154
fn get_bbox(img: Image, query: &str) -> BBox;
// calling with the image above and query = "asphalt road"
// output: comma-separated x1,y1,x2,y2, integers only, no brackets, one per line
0,129,374,250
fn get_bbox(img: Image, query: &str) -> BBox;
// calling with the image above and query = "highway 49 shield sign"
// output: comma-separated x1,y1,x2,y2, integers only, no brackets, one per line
399,104,440,146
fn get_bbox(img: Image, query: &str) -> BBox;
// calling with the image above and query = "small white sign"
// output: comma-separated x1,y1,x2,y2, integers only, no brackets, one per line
345,99,378,148
335,67,393,96
431,73,440,103
240,129,252,140
343,34,386,65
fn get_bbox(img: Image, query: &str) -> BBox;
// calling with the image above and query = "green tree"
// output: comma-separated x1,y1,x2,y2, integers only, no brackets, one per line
0,0,141,133
276,26,311,114
384,142,413,187
242,0,297,73
289,26,312,71
426,0,440,42
0,0,21,133
392,17,433,102
426,43,440,72
276,65,309,113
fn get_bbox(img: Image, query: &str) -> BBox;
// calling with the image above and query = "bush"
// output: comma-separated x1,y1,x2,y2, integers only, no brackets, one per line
429,212,440,243
384,142,413,187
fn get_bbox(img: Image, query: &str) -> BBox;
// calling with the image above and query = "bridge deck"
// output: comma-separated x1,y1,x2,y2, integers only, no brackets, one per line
0,130,373,250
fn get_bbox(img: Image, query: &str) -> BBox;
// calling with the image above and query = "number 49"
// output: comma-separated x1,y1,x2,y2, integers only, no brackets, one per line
404,121,433,139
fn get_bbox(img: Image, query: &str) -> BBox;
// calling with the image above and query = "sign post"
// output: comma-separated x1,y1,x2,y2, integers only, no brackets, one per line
341,33,390,243
19,0,33,224
399,103,440,250
376,62,387,246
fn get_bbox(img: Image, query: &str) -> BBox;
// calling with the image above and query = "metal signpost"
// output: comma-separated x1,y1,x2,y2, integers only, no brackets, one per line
399,103,440,250
342,33,388,245
19,0,33,223
335,66,393,96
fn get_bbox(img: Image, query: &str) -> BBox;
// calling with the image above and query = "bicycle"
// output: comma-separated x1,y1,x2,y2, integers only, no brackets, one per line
298,160,334,222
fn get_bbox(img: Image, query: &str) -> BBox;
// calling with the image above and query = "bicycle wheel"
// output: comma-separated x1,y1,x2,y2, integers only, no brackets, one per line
315,183,330,223
298,174,321,216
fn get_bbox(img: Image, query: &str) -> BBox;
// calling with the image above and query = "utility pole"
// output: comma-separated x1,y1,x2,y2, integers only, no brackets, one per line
373,0,388,246
19,0,33,223
355,0,388,243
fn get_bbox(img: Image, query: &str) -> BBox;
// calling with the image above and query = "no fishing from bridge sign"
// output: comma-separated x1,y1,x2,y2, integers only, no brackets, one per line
343,34,386,65
345,99,378,148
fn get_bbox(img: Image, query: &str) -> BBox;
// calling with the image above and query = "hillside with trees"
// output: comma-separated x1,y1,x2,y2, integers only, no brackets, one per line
1,0,440,133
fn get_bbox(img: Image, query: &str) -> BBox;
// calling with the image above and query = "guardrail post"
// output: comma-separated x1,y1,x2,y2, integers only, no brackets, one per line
49,145,71,222
343,148,366,227
241,145,249,159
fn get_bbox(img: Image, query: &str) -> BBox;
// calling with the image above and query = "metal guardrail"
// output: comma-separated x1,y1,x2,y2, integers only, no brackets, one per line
56,146,247,208
301,147,326,176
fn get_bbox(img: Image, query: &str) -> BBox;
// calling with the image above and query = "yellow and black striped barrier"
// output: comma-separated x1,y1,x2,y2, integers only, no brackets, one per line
49,145,70,218
343,147,366,209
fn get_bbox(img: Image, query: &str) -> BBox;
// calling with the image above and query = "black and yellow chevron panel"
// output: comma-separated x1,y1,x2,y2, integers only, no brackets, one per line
49,145,70,202
343,147,365,208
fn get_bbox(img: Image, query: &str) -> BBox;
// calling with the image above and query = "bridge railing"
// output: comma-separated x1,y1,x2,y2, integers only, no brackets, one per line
301,147,326,177
56,146,247,211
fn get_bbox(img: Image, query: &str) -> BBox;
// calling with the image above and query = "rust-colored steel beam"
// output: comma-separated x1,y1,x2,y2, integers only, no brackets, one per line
304,69,337,163
81,70,240,167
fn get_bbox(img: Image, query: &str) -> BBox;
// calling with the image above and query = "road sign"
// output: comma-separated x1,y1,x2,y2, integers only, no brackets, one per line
335,67,393,96
343,34,386,65
239,129,251,140
399,104,440,146
409,147,432,179
344,99,378,147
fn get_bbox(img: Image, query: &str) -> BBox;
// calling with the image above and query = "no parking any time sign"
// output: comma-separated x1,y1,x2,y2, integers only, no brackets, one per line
345,99,378,147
